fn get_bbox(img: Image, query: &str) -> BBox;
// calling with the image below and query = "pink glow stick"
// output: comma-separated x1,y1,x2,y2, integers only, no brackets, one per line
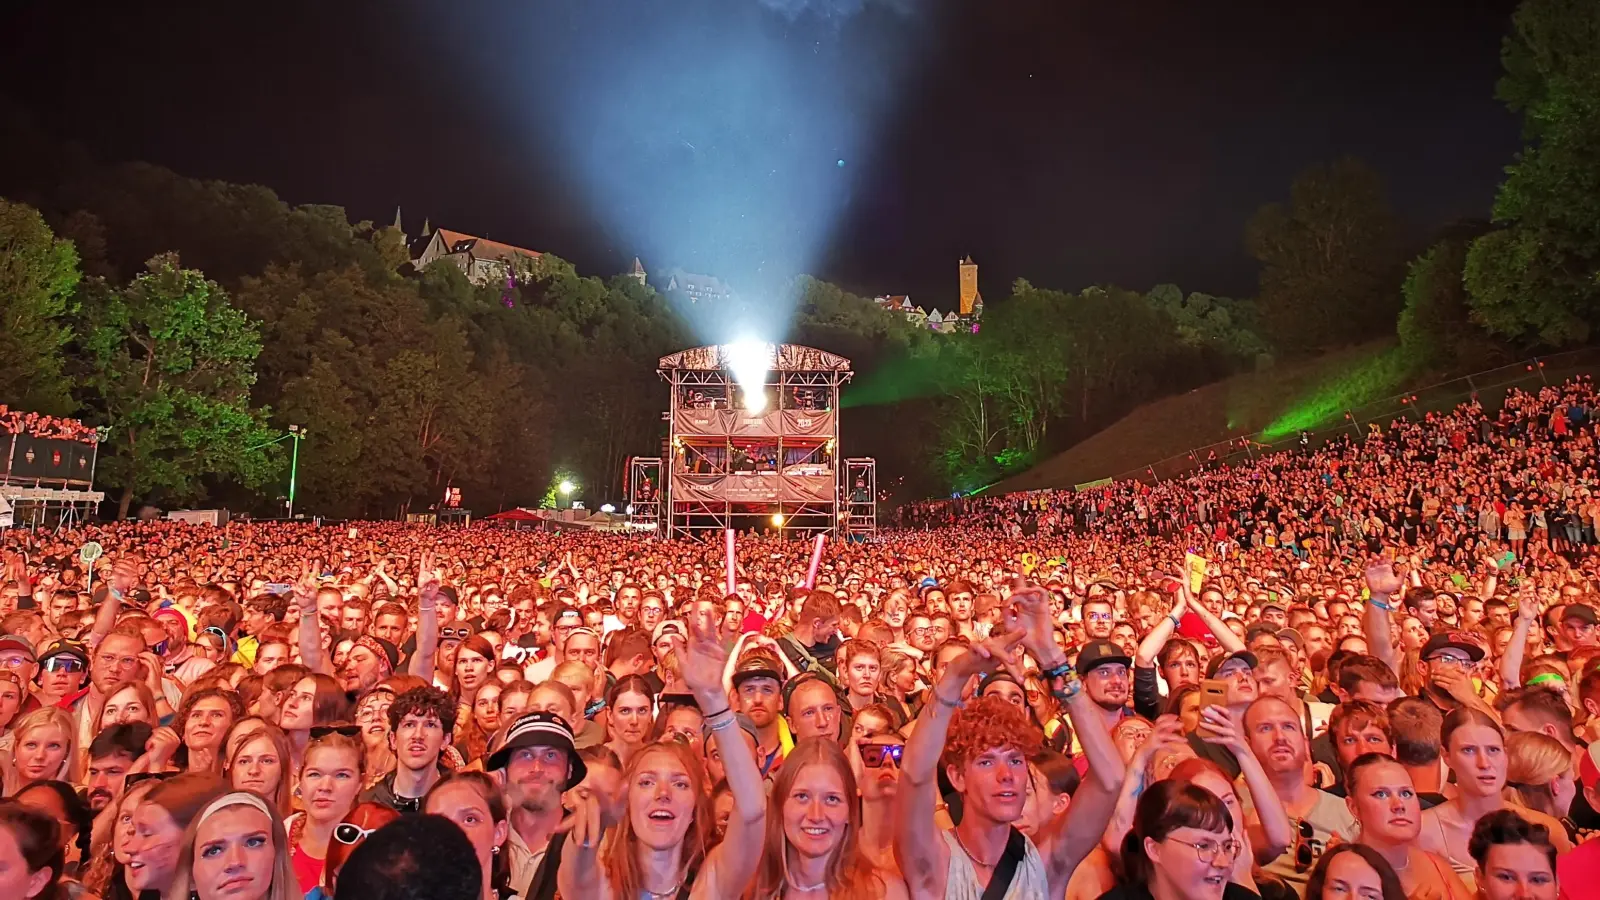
724,528,737,596
805,532,826,589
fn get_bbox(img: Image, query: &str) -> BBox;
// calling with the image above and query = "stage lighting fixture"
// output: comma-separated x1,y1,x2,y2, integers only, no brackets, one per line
601,504,616,513
771,512,785,526
725,340,774,415
559,480,575,495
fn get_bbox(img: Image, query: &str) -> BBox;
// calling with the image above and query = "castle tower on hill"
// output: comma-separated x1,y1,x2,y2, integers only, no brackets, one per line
959,255,982,316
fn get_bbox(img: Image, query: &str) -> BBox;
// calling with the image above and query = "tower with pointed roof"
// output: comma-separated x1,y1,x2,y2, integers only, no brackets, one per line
628,256,647,285
959,255,981,316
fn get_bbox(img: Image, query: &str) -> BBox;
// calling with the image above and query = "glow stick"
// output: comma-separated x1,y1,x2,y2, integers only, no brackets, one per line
724,529,737,596
805,532,826,589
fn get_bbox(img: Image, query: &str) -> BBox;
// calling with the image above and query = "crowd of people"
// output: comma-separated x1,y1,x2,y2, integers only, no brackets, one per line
0,378,1593,898
0,408,97,443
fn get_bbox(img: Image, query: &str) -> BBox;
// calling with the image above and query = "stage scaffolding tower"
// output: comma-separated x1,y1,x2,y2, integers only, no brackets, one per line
653,343,874,540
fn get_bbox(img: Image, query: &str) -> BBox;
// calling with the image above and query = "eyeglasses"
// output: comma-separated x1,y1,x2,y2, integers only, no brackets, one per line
1425,654,1471,668
1166,836,1243,863
334,823,378,845
0,657,30,669
861,743,904,768
40,657,84,673
1086,612,1113,622
310,724,362,739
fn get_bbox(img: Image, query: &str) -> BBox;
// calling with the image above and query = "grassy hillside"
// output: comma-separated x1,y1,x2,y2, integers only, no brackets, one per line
990,341,1399,493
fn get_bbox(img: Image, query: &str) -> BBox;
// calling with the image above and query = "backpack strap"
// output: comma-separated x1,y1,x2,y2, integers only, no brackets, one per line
979,828,1027,900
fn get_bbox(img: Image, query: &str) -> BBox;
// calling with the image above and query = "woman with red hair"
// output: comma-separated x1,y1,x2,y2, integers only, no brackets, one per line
558,608,767,899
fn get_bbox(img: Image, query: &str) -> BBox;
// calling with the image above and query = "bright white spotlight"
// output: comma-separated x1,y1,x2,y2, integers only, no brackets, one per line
725,340,773,414
559,480,575,495
600,503,616,513
770,512,785,526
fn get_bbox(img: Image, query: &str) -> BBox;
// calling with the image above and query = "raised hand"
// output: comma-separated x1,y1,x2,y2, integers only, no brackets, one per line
1196,704,1246,752
678,606,731,702
1364,558,1403,596
942,626,1026,687
1008,586,1059,661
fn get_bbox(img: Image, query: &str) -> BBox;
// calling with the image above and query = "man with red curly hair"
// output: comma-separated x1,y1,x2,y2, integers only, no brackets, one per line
896,589,1124,900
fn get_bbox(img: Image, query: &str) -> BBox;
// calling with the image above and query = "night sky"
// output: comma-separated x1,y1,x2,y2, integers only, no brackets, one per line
0,0,1523,310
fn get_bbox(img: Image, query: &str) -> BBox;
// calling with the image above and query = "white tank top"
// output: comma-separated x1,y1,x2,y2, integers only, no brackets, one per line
939,828,1050,900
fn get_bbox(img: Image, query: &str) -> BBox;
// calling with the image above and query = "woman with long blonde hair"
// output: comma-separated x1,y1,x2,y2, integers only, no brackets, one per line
165,791,298,900
9,708,78,794
749,737,906,900
1504,731,1577,830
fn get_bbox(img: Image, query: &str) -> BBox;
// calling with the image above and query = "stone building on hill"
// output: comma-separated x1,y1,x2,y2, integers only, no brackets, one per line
873,255,984,333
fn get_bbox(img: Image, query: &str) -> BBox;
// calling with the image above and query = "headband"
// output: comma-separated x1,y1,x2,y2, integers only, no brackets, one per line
196,791,273,827
1526,672,1566,688
353,636,396,674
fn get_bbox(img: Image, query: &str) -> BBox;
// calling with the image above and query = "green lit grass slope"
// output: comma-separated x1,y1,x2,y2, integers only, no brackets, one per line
990,341,1397,494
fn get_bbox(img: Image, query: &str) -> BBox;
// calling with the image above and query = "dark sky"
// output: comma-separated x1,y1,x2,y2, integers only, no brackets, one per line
0,0,1522,311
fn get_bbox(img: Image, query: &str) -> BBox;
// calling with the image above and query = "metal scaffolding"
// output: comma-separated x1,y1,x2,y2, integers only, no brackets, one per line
653,343,874,540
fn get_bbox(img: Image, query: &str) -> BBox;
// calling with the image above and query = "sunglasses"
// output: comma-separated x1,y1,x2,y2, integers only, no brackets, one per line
310,724,362,739
334,823,378,845
41,657,85,673
1293,819,1315,872
150,639,169,657
125,771,175,788
860,743,905,768
439,627,472,641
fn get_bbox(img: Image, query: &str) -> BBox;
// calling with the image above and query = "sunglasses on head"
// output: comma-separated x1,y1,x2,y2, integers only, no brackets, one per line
334,823,378,845
310,724,362,739
860,743,904,768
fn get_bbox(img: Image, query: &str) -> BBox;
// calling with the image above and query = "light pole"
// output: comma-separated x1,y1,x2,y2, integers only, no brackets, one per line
287,425,306,519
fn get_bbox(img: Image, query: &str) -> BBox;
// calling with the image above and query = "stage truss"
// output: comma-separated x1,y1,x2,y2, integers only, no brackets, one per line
642,343,876,539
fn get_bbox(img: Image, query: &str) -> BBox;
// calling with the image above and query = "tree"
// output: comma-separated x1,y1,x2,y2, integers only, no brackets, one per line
1398,238,1477,369
1464,0,1600,345
0,199,78,413
1145,283,1269,363
1246,158,1402,352
75,254,280,518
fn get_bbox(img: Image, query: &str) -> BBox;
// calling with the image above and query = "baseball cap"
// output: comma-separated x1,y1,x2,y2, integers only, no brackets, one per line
1275,628,1304,648
37,639,88,668
485,712,586,787
731,653,784,689
1075,639,1132,677
1207,650,1259,678
1420,631,1486,663
1562,604,1598,626
651,620,685,645
0,634,36,660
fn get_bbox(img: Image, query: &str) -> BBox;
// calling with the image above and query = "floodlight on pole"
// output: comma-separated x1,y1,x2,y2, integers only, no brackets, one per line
286,425,306,520
770,512,785,527
559,480,575,496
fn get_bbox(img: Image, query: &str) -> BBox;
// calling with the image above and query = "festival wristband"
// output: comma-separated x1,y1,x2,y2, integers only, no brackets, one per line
1039,660,1074,682
1368,596,1393,611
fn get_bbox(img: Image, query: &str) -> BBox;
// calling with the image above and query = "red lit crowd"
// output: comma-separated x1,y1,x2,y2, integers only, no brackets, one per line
0,380,1594,899
0,408,98,443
